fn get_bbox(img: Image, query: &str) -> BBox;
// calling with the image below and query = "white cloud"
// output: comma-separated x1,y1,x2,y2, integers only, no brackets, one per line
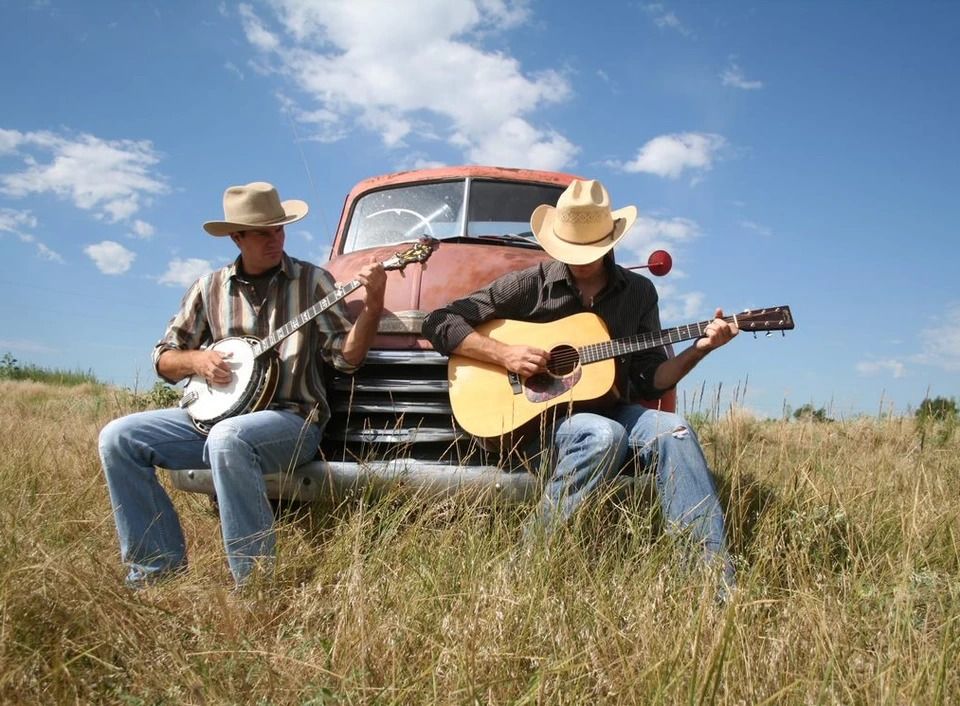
620,132,726,179
475,0,529,29
643,3,692,37
914,303,960,372
740,220,773,237
0,207,63,262
84,240,135,275
158,258,214,288
35,243,64,263
0,207,37,235
460,117,577,171
633,214,700,243
130,219,155,239
855,359,906,378
657,283,705,323
0,339,57,354
237,0,576,169
721,62,764,90
856,305,960,380
0,128,24,155
0,128,168,223
224,61,245,80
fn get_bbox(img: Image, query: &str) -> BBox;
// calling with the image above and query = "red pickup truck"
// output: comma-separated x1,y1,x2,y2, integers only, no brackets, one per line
170,166,673,502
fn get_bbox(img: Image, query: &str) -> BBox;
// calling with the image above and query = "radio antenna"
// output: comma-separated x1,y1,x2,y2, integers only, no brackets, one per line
285,105,331,246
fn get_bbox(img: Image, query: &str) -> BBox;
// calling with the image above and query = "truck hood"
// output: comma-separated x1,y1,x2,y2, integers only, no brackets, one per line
322,240,551,347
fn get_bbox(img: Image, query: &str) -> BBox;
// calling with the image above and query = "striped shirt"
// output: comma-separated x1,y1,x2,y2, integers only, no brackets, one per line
153,253,356,426
422,257,670,401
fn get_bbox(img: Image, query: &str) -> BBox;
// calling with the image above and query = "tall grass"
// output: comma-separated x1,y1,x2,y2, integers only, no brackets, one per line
0,379,957,704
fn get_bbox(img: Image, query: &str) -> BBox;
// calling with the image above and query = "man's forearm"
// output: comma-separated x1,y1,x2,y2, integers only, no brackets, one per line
156,349,201,383
451,331,510,366
341,304,384,366
653,344,709,391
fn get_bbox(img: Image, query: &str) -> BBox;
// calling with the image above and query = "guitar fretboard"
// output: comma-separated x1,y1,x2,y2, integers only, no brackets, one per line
252,279,362,357
579,316,737,364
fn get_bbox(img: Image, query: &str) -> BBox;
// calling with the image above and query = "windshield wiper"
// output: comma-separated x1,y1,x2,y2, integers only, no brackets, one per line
434,233,541,247
475,233,539,245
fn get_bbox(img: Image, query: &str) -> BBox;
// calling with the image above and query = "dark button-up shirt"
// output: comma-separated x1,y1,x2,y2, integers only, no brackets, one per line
153,253,356,425
422,258,670,401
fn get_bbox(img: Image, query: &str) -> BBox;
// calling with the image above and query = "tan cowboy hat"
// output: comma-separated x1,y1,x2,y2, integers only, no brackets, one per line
203,181,309,237
530,179,637,265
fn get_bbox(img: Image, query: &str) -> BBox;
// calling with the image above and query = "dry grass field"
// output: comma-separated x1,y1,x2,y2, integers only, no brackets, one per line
0,379,957,704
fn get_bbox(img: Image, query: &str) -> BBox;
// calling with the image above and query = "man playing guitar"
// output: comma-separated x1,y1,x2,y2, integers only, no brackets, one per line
422,179,739,597
99,181,386,588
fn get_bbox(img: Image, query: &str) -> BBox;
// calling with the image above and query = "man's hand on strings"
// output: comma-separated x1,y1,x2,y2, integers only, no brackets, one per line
501,344,550,377
194,349,233,385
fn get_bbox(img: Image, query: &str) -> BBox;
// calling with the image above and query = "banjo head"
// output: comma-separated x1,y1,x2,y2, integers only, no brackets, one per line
182,337,259,424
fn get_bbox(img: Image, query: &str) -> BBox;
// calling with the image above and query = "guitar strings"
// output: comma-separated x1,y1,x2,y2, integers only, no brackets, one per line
538,312,786,372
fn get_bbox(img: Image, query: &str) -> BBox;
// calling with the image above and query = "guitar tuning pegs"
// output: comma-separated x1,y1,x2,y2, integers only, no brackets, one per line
765,331,773,337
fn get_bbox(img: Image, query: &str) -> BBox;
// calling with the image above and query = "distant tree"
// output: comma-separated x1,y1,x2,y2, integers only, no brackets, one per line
915,396,958,422
0,353,19,378
793,403,831,423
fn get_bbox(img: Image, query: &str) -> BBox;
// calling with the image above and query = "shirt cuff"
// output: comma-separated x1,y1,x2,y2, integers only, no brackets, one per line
152,344,182,385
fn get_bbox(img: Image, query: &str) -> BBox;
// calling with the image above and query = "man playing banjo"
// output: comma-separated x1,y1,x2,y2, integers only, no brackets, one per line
99,181,386,588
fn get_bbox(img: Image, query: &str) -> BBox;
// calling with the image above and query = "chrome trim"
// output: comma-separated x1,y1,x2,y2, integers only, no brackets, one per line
334,431,458,444
330,399,453,414
344,349,447,365
377,310,427,335
169,461,653,504
461,177,472,238
330,379,449,393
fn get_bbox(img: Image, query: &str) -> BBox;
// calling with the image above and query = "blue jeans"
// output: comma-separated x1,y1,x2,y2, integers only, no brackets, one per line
526,406,734,584
98,407,321,586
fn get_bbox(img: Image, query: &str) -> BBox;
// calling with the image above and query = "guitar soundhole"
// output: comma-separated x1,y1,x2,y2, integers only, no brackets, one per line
547,344,579,376
524,343,582,403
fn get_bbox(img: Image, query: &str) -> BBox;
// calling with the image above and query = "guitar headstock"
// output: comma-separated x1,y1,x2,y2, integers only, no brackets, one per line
382,237,437,272
735,306,795,332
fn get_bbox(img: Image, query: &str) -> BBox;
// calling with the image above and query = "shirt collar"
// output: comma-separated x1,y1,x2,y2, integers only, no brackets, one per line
543,255,627,293
228,252,298,283
543,259,571,286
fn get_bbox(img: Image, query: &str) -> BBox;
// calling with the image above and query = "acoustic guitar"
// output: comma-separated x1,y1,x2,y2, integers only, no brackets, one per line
447,306,794,438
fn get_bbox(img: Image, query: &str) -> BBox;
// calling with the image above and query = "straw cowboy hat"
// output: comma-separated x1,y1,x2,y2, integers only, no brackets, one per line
203,181,309,237
530,179,637,265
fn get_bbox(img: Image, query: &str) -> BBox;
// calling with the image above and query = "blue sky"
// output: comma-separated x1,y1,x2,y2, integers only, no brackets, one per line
1,0,957,419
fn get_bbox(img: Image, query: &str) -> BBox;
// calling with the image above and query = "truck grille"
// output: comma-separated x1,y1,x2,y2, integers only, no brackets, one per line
322,349,496,464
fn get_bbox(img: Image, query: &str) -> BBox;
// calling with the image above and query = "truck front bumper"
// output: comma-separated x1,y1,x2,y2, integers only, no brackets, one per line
168,459,652,504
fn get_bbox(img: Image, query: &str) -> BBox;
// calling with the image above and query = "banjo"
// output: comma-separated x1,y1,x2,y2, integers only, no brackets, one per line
179,239,435,434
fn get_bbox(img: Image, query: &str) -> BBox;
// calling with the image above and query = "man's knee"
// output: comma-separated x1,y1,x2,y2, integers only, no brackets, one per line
658,411,693,440
205,418,248,454
558,413,628,454
98,415,138,459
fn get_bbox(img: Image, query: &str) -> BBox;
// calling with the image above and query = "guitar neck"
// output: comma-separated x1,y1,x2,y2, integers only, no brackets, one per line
579,316,736,364
252,279,362,357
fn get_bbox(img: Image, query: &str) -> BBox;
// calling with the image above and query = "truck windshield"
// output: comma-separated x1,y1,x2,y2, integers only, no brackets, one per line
342,179,566,253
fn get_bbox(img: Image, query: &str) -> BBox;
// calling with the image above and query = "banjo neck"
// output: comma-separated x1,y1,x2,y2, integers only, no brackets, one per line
252,278,363,358
250,238,437,358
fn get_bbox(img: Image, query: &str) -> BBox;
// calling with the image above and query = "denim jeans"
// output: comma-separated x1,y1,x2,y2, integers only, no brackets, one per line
98,407,321,586
526,406,734,585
